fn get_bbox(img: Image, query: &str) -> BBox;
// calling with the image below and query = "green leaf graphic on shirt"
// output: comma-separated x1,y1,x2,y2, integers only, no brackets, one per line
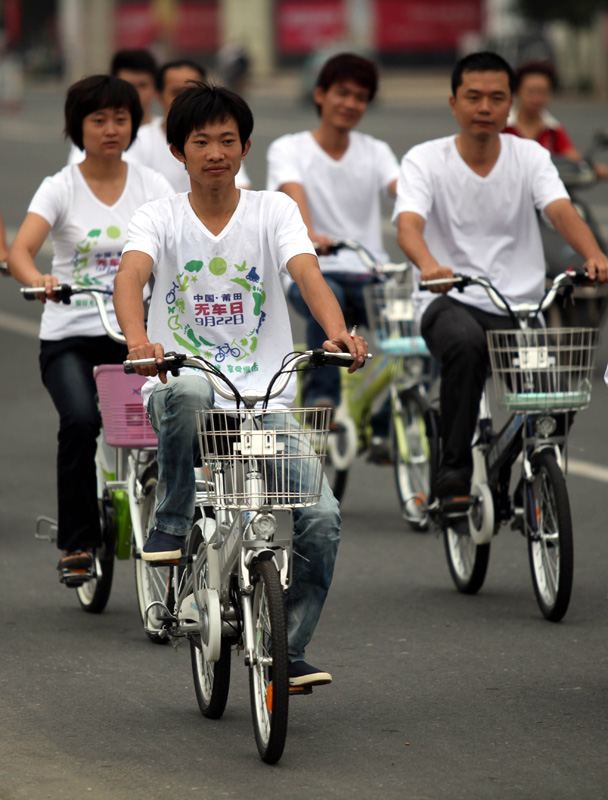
106,226,121,239
185,260,203,273
209,257,227,276
88,229,102,238
231,277,251,292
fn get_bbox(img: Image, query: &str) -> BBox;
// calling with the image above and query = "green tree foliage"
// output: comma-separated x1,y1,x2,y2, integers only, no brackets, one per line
517,0,608,28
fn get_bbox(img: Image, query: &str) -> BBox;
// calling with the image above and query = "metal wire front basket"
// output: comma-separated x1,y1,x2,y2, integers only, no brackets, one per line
487,327,599,412
196,407,331,509
364,274,429,357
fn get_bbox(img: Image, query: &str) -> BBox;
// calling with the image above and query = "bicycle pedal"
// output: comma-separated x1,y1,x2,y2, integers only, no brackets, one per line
439,495,472,515
289,685,313,696
59,567,94,587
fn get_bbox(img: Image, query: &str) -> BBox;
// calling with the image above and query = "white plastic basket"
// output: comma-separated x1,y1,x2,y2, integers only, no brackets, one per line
364,276,429,357
196,407,331,509
487,327,599,412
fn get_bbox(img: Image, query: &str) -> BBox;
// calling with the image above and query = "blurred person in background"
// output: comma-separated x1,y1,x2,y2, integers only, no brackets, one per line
503,61,608,178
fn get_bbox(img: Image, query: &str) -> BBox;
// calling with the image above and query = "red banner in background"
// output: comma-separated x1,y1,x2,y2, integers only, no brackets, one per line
374,0,481,51
116,2,218,52
277,0,347,55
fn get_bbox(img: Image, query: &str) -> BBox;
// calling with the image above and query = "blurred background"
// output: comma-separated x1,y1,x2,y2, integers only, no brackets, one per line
1,0,608,104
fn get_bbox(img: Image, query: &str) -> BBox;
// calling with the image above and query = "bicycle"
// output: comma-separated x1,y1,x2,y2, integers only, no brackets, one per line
303,240,433,529
124,347,359,763
21,284,158,617
419,268,599,621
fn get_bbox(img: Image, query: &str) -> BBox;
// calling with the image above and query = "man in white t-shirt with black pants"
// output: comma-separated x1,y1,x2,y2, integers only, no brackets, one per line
267,53,399,458
114,83,368,688
394,51,608,506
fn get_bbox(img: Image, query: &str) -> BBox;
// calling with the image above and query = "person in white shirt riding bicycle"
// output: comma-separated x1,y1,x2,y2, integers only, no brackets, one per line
8,75,172,577
266,53,398,459
394,51,608,506
113,83,368,688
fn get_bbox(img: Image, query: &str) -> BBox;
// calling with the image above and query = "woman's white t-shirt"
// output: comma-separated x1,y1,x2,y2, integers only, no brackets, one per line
266,130,399,273
392,134,570,316
28,163,173,340
122,190,315,410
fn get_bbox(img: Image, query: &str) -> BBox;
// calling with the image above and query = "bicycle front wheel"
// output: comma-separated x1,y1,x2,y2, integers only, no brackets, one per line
249,559,289,764
443,526,490,595
526,449,573,622
392,390,430,531
188,523,231,719
134,465,171,644
76,499,115,614
325,415,357,503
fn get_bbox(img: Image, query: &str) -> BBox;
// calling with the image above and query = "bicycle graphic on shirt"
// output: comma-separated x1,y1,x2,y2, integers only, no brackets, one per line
215,341,242,362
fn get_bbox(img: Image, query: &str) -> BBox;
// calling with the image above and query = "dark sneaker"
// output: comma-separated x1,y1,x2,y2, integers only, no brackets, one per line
57,551,93,571
288,661,332,687
142,530,184,562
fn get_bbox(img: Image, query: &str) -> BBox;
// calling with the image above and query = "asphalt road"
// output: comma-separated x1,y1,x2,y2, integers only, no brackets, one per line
1,78,608,800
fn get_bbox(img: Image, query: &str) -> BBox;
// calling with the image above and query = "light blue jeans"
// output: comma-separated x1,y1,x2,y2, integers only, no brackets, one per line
147,375,341,662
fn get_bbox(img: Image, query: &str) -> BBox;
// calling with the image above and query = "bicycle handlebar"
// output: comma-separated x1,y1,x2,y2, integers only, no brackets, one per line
313,239,412,277
419,267,594,318
124,348,371,409
20,284,126,344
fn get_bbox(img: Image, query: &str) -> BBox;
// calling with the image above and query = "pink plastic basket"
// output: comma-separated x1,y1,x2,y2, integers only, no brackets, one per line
94,365,158,448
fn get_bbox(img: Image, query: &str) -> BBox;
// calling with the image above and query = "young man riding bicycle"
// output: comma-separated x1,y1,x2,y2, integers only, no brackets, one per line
394,51,608,510
113,83,368,687
266,53,399,460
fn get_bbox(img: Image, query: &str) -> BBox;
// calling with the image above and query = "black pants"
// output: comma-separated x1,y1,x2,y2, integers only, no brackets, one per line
421,296,522,481
40,336,128,552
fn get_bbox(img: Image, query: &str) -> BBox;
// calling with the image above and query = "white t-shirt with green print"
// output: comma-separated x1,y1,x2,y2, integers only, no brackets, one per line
123,190,316,410
28,163,173,340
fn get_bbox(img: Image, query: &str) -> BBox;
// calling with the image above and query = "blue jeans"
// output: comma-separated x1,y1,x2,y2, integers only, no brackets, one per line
288,272,372,405
147,375,341,662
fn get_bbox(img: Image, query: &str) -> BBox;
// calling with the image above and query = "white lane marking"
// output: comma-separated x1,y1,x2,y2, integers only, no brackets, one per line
0,310,39,338
567,458,608,484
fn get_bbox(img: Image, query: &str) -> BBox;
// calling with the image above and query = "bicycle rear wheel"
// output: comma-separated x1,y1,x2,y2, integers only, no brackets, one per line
188,523,231,718
525,449,573,622
76,499,115,614
134,464,171,644
392,390,430,530
249,559,289,764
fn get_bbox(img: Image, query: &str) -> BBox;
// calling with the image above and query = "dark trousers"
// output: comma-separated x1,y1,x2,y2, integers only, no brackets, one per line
421,296,521,481
40,336,128,552
288,272,373,405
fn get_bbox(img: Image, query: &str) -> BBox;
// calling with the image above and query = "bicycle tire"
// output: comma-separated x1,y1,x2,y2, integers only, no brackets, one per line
443,527,490,595
249,559,289,764
76,499,115,614
525,449,573,622
325,415,357,503
188,523,231,719
133,465,171,644
392,390,431,531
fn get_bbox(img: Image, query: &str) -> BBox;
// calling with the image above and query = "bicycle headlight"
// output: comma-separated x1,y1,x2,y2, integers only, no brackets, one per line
535,415,557,438
251,513,277,539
